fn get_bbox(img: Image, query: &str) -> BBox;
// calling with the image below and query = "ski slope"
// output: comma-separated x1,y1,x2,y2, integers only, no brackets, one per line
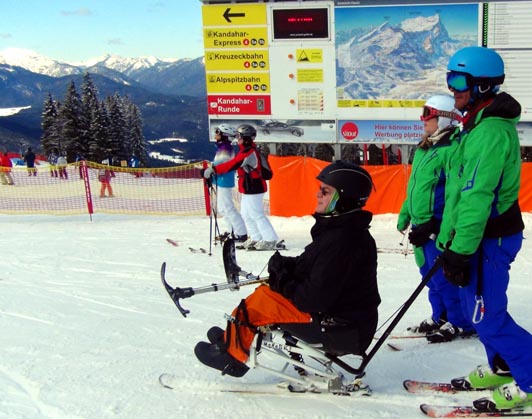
1,213,532,418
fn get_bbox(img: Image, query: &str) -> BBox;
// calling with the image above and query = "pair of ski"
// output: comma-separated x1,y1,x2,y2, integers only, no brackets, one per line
405,379,532,417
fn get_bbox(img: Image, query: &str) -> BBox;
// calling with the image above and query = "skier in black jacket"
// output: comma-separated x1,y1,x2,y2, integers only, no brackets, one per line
195,161,381,377
23,147,37,176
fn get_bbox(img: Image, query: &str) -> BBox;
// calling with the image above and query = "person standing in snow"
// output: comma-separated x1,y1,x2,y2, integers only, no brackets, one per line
75,153,86,179
397,94,474,343
129,154,142,178
0,151,14,185
98,159,115,197
194,161,380,378
438,46,532,412
203,124,279,251
206,124,247,243
48,148,59,178
23,147,37,176
57,153,68,179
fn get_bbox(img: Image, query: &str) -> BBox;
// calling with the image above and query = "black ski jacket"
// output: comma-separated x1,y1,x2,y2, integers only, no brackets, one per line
276,209,380,347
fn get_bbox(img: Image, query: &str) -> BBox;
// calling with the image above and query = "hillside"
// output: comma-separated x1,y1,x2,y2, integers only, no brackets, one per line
0,53,210,161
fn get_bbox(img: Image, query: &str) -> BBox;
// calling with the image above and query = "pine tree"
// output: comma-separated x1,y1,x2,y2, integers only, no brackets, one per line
40,93,61,154
40,74,150,166
80,73,100,160
125,101,149,165
105,94,127,164
89,101,111,162
59,80,83,162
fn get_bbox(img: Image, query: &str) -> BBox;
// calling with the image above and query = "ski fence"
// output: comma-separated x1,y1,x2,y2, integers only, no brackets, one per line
2,156,532,217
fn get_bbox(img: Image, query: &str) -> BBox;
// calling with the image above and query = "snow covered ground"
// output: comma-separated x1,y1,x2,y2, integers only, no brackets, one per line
1,212,532,419
0,106,31,117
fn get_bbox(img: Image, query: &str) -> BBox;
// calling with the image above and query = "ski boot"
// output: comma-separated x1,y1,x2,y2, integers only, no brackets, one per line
473,381,532,412
451,364,514,390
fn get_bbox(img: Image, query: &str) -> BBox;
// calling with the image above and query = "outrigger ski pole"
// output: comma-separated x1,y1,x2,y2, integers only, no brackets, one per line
161,238,266,317
160,262,267,318
352,257,443,376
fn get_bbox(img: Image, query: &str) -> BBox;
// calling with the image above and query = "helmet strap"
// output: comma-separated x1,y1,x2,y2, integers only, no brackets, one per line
324,190,340,214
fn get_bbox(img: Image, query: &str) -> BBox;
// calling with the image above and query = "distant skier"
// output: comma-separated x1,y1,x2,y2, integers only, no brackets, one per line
0,151,14,185
98,159,115,197
23,147,37,176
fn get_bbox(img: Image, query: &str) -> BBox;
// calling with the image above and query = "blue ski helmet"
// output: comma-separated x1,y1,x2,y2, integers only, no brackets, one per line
447,47,505,102
448,46,504,79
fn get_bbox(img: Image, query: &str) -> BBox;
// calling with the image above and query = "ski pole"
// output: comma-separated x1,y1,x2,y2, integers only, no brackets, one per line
212,183,223,246
208,183,224,255
353,257,443,377
160,262,267,318
208,183,214,256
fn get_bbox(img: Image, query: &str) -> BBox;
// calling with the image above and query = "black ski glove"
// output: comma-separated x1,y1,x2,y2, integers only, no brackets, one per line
441,249,471,287
200,167,214,187
408,218,438,247
267,251,291,295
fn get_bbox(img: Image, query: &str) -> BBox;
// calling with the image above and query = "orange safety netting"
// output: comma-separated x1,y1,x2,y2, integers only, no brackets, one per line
269,156,532,217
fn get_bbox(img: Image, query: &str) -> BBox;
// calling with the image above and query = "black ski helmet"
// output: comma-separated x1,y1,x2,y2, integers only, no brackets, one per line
236,124,257,146
316,161,373,212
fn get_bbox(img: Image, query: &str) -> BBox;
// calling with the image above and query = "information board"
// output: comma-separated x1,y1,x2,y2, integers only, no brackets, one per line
201,0,532,145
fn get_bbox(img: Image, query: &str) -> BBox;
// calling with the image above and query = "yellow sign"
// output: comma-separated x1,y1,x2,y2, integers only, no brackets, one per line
338,100,368,108
206,72,270,94
204,27,268,49
296,49,323,64
205,50,269,71
297,69,324,83
202,4,267,27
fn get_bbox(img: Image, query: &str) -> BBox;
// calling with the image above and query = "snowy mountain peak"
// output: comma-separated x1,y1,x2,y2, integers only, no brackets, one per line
401,13,441,33
358,21,391,43
0,49,183,78
78,54,180,75
0,47,81,77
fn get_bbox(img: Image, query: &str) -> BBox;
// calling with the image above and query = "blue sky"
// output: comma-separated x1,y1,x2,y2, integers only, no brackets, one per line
0,1,204,62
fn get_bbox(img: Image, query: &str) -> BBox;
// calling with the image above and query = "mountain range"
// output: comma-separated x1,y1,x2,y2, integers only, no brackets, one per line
336,13,473,100
0,48,211,161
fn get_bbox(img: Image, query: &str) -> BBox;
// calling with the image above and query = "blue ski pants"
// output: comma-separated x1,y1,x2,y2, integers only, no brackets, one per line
461,232,532,393
420,240,473,331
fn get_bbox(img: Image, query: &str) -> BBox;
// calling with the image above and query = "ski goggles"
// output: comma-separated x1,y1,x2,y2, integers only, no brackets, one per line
214,128,222,135
420,106,462,122
235,132,252,140
446,71,471,92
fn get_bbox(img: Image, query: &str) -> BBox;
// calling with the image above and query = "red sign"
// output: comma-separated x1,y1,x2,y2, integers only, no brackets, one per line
207,95,271,115
341,121,359,141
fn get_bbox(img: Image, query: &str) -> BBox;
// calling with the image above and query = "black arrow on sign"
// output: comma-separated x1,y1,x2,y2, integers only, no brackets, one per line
223,8,245,23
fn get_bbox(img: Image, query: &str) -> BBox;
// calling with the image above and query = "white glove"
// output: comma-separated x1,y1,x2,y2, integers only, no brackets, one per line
203,167,214,179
